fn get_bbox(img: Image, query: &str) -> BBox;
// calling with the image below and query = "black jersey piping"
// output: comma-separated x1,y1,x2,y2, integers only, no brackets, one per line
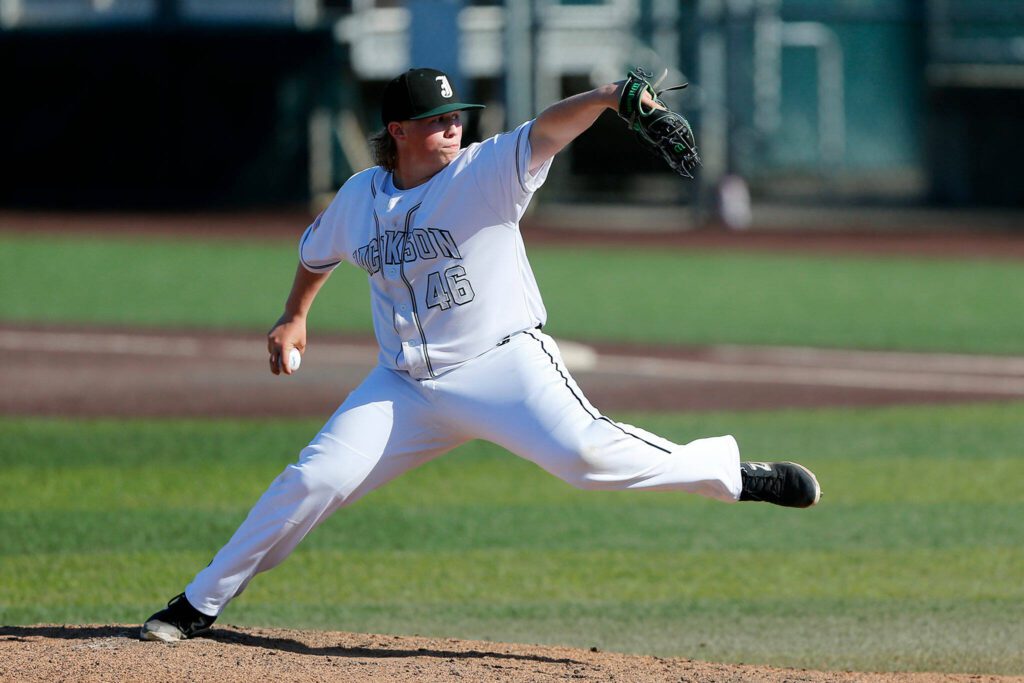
371,207,384,277
398,202,436,378
372,170,406,368
524,329,671,454
514,126,529,195
372,208,403,367
299,220,341,271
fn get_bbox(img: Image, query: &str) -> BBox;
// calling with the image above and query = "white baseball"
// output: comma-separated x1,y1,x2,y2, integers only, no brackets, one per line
287,348,302,372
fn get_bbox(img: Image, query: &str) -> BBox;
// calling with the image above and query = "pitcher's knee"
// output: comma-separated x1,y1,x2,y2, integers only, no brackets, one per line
556,461,631,491
285,443,376,505
267,465,338,520
561,472,620,491
556,422,638,490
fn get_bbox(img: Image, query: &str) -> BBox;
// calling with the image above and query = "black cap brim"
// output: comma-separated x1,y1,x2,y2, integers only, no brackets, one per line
408,102,486,120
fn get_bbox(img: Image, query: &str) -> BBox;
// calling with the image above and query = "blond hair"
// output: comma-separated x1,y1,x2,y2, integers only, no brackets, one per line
369,127,398,171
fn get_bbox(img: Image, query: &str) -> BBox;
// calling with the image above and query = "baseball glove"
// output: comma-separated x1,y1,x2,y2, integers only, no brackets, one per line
617,68,701,179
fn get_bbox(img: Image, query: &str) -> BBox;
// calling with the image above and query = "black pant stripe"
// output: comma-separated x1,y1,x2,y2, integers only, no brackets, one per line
524,330,671,454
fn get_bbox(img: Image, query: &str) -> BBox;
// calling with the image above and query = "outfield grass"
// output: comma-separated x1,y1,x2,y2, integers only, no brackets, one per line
2,404,1023,674
2,232,1024,353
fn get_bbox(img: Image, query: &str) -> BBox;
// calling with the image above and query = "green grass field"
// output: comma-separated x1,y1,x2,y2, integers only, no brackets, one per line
2,231,1023,674
1,406,1022,674
2,232,1024,353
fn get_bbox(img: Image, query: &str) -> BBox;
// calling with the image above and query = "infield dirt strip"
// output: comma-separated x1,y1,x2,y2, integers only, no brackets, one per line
3,324,1024,417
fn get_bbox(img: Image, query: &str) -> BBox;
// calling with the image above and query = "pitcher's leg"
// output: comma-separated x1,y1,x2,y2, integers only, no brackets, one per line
185,367,462,616
564,419,741,500
440,330,742,502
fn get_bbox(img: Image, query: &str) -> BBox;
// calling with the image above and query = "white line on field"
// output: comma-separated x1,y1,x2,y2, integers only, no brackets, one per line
0,330,379,363
0,330,204,357
2,329,1024,396
596,355,1024,396
710,344,1024,375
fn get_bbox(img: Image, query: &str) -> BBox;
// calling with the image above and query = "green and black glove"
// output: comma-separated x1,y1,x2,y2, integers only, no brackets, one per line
617,68,701,179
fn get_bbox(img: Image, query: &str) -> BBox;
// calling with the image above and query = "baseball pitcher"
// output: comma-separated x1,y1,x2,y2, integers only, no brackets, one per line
141,67,820,642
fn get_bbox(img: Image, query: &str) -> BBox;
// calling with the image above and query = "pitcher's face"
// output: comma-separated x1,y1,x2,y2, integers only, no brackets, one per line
392,111,464,170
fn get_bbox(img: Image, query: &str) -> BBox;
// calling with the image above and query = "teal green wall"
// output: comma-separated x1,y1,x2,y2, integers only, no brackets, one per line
740,0,926,175
768,21,924,170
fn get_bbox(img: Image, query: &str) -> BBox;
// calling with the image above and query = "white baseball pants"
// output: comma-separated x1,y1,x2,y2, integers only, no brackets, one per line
185,329,742,616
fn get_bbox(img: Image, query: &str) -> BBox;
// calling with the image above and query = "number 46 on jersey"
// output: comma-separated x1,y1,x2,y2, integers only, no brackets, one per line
425,265,475,310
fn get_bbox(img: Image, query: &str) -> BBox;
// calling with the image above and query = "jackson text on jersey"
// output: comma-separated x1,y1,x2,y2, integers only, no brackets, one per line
351,227,462,275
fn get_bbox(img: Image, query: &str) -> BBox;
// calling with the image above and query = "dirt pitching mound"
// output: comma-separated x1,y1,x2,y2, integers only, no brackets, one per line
2,625,1019,683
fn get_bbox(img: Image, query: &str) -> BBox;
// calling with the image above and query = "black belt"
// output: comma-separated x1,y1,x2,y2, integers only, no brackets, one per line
496,324,543,347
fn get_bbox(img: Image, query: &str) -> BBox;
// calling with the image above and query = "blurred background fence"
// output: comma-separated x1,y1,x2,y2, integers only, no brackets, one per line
2,0,1023,217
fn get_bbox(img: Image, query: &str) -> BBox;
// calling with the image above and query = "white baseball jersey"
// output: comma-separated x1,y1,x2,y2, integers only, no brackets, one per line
298,120,552,380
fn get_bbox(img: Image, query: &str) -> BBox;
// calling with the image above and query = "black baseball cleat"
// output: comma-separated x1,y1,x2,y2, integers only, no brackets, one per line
739,461,822,508
140,592,217,642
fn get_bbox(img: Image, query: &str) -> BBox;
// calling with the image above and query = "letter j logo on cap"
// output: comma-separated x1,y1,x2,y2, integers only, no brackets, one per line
436,76,453,98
